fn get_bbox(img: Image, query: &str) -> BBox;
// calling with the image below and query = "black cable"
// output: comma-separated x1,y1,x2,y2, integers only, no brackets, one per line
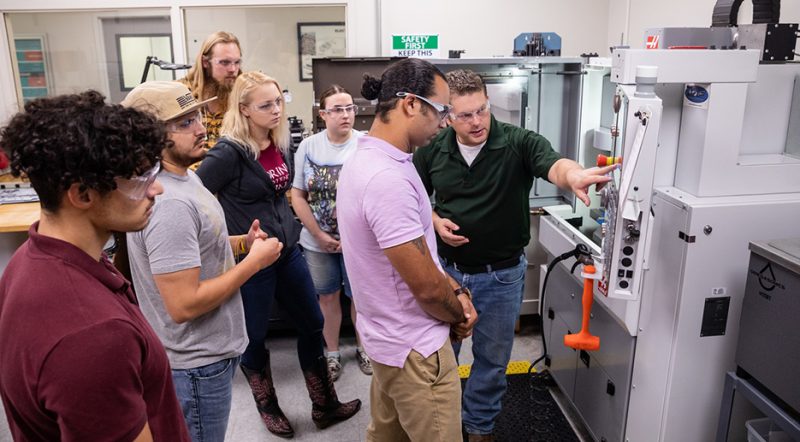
529,243,591,373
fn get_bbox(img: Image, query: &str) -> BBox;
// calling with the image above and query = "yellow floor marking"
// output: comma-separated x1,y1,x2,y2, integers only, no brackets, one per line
458,360,535,379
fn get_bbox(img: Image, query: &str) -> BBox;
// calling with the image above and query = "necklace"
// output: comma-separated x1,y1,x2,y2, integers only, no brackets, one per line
161,158,181,168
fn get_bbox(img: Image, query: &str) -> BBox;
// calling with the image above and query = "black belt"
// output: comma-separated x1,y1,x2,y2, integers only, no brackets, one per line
442,250,523,275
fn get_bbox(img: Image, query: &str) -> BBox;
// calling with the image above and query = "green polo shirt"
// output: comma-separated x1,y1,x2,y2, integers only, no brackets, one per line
413,115,560,266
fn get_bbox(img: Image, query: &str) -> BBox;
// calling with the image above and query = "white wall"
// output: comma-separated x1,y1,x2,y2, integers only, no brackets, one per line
606,0,630,50
380,0,610,57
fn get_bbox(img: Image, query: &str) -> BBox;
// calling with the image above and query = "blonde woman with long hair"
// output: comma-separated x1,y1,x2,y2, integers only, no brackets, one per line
196,71,361,438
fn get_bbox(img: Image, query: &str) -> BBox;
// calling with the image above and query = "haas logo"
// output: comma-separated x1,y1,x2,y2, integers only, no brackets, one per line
646,35,660,49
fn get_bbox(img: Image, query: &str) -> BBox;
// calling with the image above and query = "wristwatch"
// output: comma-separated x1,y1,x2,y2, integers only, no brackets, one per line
454,286,472,300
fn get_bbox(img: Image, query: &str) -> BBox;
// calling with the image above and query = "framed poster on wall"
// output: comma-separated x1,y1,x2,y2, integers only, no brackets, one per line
297,22,345,81
13,35,52,103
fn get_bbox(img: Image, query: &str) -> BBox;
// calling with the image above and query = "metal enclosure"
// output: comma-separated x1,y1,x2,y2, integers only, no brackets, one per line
311,57,405,132
539,47,800,442
736,239,800,414
625,189,800,441
540,215,636,442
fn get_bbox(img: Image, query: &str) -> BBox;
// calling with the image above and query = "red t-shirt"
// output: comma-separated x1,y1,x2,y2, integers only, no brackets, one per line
258,143,291,193
0,222,190,442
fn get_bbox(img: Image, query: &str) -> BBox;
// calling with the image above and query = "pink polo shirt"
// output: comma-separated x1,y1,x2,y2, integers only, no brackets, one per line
337,135,450,368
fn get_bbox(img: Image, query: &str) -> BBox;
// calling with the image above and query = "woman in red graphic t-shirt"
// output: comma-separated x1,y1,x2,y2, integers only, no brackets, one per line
196,71,361,438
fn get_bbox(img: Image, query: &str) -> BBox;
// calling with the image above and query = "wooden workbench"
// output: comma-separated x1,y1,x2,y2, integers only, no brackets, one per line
0,202,39,233
0,174,39,233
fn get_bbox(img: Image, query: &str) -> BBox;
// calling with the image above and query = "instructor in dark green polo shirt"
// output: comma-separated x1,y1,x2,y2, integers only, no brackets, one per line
413,69,614,442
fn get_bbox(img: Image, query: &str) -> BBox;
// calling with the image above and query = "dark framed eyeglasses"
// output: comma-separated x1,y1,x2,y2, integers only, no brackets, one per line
396,92,452,121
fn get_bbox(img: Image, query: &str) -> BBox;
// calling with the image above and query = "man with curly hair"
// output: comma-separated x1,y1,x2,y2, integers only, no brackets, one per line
0,91,190,441
122,81,283,442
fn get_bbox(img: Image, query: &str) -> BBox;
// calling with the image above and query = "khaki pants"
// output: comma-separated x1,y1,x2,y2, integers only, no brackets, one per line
366,339,462,442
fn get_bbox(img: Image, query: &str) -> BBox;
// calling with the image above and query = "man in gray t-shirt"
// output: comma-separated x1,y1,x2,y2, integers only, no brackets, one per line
128,171,246,368
122,81,283,442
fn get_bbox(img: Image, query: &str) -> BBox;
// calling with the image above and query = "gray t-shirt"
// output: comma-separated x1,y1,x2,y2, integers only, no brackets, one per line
127,169,247,369
292,129,361,252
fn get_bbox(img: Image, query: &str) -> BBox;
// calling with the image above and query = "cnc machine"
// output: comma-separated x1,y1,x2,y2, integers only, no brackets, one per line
538,17,800,442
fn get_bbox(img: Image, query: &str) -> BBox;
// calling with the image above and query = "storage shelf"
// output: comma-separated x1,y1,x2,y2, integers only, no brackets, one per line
716,371,800,441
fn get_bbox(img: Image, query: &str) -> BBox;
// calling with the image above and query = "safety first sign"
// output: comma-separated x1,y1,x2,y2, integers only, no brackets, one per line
391,35,440,58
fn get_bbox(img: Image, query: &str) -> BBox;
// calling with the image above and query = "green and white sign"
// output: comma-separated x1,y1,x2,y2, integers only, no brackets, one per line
391,34,439,58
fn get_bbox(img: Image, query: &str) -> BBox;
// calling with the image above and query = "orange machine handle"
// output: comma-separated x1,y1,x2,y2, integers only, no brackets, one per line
564,265,600,351
597,154,622,167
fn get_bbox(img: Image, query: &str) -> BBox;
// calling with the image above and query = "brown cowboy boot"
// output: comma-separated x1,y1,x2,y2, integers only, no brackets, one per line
302,355,362,429
240,353,294,438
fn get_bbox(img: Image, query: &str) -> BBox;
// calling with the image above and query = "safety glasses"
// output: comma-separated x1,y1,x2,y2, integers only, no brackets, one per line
396,92,452,122
209,58,242,69
167,111,204,133
321,104,358,117
251,97,283,114
449,102,491,123
115,163,161,200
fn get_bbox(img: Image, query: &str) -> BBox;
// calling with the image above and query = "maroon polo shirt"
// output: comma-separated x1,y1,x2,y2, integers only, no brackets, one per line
0,222,190,441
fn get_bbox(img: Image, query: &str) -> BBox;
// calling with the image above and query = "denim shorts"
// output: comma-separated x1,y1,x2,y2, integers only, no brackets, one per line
302,248,352,298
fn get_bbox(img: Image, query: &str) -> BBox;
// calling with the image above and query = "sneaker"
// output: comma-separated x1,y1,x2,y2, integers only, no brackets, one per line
355,348,373,375
327,355,342,382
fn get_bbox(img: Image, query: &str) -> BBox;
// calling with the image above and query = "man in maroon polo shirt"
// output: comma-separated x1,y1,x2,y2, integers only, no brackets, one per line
0,91,190,441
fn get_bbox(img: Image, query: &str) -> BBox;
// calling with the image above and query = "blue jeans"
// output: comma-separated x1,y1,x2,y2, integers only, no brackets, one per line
440,254,527,435
240,245,325,372
172,355,240,442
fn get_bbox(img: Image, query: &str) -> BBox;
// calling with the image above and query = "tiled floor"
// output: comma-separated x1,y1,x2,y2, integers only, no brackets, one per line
0,319,545,442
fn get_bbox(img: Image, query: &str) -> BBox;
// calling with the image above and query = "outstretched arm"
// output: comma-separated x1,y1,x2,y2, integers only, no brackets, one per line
547,159,616,206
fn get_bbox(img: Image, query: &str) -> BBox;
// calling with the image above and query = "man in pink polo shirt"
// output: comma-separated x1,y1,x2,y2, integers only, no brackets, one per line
337,58,478,441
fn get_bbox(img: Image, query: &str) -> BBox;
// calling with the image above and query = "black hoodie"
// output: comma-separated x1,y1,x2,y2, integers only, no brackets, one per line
197,137,301,257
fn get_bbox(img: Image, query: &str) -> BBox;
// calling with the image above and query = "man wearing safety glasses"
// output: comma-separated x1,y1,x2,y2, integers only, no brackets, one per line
180,31,243,150
413,69,616,442
0,91,191,440
337,58,477,442
122,81,283,442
